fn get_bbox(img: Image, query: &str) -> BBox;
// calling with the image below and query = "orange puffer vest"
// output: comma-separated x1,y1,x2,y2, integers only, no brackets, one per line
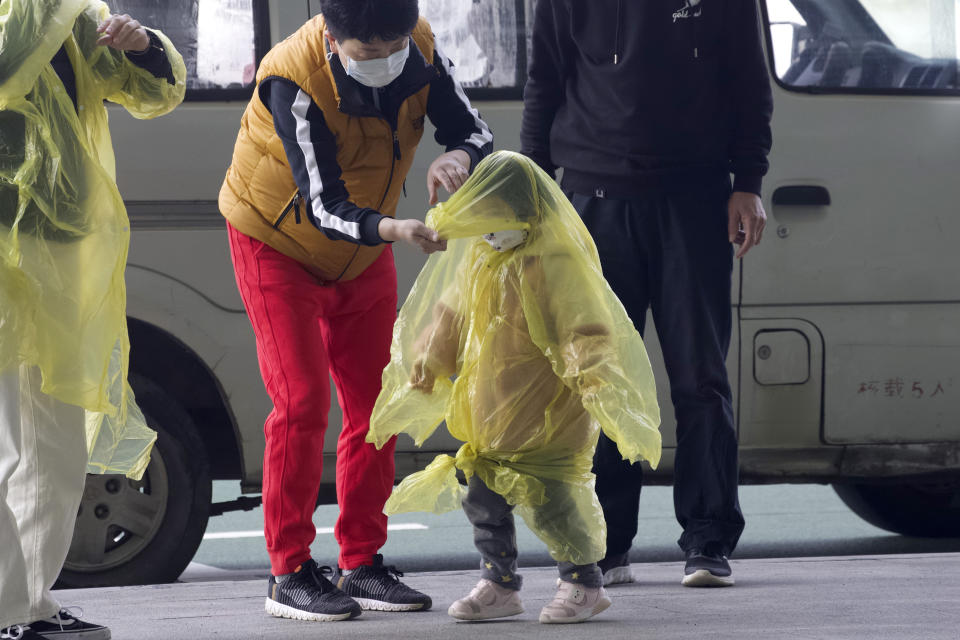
219,16,435,281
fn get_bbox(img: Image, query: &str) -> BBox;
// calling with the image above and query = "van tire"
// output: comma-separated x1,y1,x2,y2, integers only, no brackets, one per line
57,375,212,587
833,480,960,537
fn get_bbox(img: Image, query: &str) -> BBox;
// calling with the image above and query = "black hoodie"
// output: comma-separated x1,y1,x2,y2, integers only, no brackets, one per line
521,0,773,197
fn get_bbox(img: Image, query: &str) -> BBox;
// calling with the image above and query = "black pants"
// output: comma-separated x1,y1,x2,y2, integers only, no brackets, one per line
570,178,745,557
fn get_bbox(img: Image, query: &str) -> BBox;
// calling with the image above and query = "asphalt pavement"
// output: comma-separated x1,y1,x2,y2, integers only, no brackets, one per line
57,552,960,639
188,483,960,577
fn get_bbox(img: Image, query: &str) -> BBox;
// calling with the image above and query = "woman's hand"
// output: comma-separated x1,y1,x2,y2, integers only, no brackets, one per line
97,14,150,52
378,218,447,253
427,150,471,205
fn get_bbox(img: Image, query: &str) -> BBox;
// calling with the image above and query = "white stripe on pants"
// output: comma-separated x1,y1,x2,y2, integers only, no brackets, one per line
0,365,87,628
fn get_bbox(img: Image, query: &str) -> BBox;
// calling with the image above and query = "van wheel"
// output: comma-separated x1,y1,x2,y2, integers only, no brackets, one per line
833,480,960,537
57,375,212,587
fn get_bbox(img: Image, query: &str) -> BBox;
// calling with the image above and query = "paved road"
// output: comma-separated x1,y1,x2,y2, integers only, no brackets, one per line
183,482,960,582
60,553,960,640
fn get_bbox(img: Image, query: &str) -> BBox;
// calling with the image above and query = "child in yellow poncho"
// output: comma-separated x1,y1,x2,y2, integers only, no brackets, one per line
367,151,661,624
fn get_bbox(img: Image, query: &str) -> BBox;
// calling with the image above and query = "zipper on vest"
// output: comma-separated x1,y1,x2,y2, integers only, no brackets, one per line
335,122,397,285
273,192,303,229
378,129,400,209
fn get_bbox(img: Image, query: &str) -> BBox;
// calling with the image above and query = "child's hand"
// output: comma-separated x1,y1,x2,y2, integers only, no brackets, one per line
409,359,436,394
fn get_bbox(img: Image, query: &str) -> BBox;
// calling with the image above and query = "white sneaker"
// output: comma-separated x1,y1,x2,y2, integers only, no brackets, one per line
602,565,635,586
539,580,612,624
448,579,524,621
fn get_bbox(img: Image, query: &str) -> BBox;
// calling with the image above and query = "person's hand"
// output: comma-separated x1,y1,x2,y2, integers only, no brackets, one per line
427,150,471,205
97,14,150,52
378,218,447,254
727,191,767,259
409,359,436,394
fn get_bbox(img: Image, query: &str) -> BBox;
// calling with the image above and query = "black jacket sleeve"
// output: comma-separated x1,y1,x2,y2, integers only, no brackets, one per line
124,30,176,85
262,78,385,246
426,46,494,170
724,0,774,196
519,0,570,178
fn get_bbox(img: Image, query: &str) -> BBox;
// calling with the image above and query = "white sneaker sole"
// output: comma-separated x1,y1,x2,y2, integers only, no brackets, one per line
602,565,635,586
681,569,735,587
448,604,525,621
354,597,428,612
264,597,355,621
539,596,612,624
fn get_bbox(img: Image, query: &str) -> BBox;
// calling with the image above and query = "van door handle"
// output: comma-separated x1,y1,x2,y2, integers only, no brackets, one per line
772,186,831,207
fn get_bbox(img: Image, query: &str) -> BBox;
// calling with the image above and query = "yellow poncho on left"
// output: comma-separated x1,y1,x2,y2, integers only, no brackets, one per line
0,0,187,478
368,151,661,564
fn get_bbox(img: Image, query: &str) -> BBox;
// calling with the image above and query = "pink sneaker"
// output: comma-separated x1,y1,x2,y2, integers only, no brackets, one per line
448,579,524,621
539,580,611,624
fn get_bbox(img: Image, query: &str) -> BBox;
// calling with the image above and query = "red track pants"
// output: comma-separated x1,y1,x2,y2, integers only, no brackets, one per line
228,223,397,574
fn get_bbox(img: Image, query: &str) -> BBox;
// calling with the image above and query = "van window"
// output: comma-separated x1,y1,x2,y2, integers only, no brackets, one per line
109,0,269,101
764,0,960,93
420,0,535,98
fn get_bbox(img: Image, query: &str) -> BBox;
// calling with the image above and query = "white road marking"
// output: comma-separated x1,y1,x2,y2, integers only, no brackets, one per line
179,562,269,583
203,523,428,540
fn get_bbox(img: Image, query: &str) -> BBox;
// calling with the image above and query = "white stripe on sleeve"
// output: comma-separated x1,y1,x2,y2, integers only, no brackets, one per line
290,89,361,240
436,47,494,151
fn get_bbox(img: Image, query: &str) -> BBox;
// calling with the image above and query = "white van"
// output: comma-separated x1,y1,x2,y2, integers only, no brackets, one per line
59,0,960,587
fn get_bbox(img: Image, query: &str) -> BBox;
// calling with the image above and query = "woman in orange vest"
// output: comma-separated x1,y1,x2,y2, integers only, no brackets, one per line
219,0,492,622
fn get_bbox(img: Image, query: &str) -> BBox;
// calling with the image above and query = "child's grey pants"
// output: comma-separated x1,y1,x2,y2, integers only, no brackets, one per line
461,475,603,591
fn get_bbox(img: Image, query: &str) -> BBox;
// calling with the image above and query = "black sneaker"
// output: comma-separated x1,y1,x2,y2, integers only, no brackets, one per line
2,626,46,640
682,544,735,587
266,559,362,622
26,609,110,639
334,555,432,612
599,551,635,586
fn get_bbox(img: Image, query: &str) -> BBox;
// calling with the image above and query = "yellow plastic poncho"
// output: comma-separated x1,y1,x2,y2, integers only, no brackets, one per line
368,151,661,564
0,0,186,478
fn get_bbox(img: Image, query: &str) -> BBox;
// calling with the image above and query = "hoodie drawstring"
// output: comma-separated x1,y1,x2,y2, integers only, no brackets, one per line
614,0,622,64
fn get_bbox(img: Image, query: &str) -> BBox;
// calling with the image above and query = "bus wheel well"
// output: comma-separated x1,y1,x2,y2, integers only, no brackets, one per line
127,317,242,480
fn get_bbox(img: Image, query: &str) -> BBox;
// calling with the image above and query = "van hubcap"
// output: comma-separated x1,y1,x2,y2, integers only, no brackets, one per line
64,449,169,572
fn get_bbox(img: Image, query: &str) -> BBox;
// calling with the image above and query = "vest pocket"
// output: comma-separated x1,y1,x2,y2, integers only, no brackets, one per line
272,192,303,229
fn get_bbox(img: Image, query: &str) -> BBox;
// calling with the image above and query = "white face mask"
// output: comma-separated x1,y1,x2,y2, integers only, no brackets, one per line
483,229,528,252
344,42,409,88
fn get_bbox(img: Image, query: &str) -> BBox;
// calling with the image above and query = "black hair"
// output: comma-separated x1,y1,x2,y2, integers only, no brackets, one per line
320,0,419,43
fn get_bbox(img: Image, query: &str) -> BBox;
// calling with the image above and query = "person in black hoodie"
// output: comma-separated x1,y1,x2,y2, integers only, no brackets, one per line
521,0,773,588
